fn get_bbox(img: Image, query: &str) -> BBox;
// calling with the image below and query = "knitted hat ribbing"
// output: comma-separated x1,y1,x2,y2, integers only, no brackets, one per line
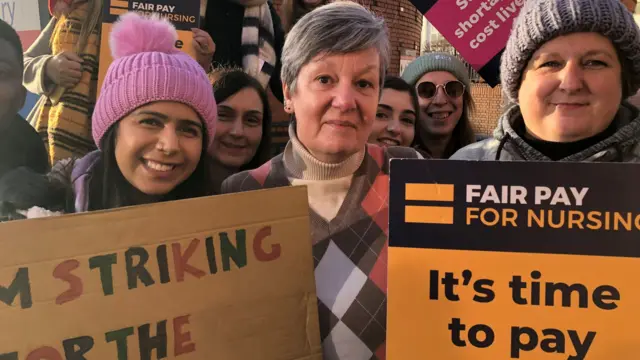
501,0,640,104
401,52,471,89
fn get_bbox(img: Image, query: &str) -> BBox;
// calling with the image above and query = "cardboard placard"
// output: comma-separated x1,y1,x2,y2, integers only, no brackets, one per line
410,0,525,86
0,186,322,360
97,0,201,97
388,159,640,359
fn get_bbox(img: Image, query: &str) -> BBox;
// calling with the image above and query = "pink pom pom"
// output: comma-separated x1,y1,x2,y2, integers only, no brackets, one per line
110,12,179,59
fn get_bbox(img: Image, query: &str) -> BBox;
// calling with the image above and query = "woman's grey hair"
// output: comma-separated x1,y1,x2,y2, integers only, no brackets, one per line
281,1,390,93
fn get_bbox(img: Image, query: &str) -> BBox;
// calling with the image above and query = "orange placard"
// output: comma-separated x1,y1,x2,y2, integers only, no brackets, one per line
389,249,637,359
97,0,200,97
388,159,640,359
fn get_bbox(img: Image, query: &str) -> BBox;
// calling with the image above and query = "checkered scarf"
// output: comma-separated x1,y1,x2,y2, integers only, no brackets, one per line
228,0,276,88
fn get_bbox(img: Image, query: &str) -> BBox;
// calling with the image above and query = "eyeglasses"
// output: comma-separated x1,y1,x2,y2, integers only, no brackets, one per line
417,80,466,99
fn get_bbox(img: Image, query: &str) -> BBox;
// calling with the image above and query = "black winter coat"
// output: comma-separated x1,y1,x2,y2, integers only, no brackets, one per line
202,0,285,103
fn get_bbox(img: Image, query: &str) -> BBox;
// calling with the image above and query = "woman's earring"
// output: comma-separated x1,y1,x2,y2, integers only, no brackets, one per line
284,101,292,113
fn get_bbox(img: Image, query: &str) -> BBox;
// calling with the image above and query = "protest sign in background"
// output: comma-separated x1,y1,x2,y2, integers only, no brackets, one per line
410,0,525,86
0,186,322,360
388,159,640,359
4,0,49,50
97,0,201,96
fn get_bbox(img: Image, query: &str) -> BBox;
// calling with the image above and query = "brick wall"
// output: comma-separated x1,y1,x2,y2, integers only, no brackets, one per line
365,0,423,76
470,83,503,136
271,0,423,76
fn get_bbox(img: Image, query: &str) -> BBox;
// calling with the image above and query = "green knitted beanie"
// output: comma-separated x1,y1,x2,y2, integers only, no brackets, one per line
401,52,470,89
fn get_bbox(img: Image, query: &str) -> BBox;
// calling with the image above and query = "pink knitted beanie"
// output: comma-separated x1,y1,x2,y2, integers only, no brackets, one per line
92,12,217,153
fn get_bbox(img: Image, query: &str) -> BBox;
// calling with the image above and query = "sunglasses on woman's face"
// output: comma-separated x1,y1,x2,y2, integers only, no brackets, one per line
416,80,466,99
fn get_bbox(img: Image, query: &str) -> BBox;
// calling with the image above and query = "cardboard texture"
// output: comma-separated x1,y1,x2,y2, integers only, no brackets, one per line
0,186,322,360
388,159,640,359
97,0,201,96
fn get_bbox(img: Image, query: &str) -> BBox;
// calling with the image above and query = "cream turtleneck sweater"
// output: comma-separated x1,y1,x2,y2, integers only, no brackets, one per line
220,122,423,360
282,126,365,222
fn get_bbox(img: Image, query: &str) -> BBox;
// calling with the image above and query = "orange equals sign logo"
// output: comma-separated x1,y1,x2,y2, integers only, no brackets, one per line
404,183,454,224
110,0,130,16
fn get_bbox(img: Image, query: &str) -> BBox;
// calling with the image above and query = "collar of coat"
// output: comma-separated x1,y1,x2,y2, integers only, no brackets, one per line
493,102,640,162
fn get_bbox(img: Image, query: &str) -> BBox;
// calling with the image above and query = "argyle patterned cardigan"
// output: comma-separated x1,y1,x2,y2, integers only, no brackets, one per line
221,143,420,360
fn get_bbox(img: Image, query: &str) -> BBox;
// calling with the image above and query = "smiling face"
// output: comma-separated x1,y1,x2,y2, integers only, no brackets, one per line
284,48,380,163
518,32,622,142
212,87,264,169
369,88,416,147
415,71,464,139
115,101,204,196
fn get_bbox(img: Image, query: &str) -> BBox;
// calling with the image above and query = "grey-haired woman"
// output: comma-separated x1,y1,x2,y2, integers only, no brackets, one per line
452,0,640,162
222,2,421,359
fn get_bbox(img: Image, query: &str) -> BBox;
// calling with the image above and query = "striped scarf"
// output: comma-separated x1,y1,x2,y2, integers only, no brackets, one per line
33,2,99,165
229,0,276,88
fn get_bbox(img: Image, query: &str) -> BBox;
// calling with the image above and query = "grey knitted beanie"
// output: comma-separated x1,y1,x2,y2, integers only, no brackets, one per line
401,52,471,89
502,0,640,104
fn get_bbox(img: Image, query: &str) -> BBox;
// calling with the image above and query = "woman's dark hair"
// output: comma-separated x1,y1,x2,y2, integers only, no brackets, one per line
380,75,420,141
411,77,477,159
211,67,273,171
85,123,213,211
281,0,328,34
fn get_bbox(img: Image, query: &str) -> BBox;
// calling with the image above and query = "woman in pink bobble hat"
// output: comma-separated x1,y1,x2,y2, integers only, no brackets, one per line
0,12,218,218
65,11,219,212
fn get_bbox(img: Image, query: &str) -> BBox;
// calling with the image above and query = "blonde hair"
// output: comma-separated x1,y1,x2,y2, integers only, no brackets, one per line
207,65,245,85
57,0,103,53
77,0,102,53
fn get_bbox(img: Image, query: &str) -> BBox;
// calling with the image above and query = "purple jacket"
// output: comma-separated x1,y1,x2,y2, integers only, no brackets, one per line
69,150,102,213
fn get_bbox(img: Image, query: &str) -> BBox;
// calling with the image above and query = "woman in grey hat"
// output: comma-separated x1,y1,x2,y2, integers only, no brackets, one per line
401,52,476,158
451,0,640,162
